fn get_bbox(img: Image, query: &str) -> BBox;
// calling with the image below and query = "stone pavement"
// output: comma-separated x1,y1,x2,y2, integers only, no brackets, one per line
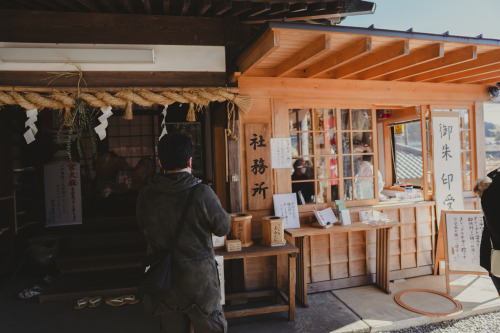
1,273,499,333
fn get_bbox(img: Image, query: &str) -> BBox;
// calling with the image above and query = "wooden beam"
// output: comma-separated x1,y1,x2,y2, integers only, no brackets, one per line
99,0,118,12
385,46,477,81
214,0,231,15
180,0,191,15
247,1,270,17
268,3,290,15
238,76,487,105
243,0,374,24
454,70,500,84
426,49,500,82
197,0,211,16
34,0,64,11
77,0,101,12
232,1,252,15
329,40,410,79
305,37,372,78
290,3,308,12
14,0,45,10
434,63,500,83
142,0,152,14
162,0,170,14
0,71,227,87
0,9,225,45
275,35,333,77
238,30,280,74
119,0,135,13
353,43,444,80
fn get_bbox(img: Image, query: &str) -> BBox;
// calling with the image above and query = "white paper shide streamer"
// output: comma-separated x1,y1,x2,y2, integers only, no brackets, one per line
24,109,38,144
94,106,113,140
159,105,168,140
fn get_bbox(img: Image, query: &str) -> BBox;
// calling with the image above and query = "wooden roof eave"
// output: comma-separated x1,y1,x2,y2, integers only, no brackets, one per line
235,22,500,86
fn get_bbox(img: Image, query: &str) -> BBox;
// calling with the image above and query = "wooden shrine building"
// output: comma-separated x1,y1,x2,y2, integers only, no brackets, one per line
0,0,499,310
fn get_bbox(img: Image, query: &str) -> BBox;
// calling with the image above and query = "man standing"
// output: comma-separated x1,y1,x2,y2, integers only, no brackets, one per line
137,133,231,332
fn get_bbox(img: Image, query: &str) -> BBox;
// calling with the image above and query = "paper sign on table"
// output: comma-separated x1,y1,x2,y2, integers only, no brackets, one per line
273,193,300,229
314,207,338,226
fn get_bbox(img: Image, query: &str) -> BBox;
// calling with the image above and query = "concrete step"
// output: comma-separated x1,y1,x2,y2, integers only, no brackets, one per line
39,267,141,303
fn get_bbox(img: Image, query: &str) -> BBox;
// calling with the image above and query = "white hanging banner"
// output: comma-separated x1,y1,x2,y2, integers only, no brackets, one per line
24,108,38,144
159,105,168,140
44,162,83,226
94,105,113,140
432,112,464,222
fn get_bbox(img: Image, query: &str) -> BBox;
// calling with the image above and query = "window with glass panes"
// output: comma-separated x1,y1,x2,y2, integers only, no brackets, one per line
289,107,376,205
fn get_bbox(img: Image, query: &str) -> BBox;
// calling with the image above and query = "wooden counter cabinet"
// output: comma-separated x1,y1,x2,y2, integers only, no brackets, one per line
286,221,398,307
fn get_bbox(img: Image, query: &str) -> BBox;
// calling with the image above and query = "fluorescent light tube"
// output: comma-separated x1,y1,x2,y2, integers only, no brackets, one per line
0,48,154,64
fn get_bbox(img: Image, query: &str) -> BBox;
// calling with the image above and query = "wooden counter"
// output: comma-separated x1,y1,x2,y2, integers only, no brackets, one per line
286,222,397,307
284,201,437,307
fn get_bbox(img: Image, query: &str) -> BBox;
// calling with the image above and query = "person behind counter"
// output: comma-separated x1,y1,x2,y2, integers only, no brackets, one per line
354,154,384,199
474,167,500,295
137,133,231,333
292,158,315,204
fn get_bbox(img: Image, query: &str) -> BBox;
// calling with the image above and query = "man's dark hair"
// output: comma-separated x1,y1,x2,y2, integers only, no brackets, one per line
362,155,372,162
158,133,194,171
293,158,305,169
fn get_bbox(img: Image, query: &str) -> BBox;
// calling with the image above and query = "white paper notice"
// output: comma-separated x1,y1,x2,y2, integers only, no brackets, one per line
314,207,338,226
445,212,485,272
340,210,351,225
44,162,83,226
271,138,292,169
215,255,225,305
432,112,464,223
273,193,300,229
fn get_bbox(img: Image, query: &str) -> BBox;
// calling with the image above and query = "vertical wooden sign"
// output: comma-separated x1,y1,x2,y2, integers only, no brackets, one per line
431,112,464,224
245,124,272,210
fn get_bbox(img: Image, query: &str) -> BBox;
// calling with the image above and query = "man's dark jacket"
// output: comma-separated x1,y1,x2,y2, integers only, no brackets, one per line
480,168,500,271
136,172,231,316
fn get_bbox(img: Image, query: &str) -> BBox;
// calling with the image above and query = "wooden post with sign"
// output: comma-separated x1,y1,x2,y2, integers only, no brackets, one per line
435,210,488,294
245,124,273,210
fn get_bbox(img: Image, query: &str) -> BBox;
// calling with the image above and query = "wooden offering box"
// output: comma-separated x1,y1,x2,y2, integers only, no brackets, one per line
262,216,286,247
225,239,242,252
230,213,253,247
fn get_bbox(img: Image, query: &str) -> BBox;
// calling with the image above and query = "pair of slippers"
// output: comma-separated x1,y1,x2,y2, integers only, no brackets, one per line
105,295,140,306
73,296,102,310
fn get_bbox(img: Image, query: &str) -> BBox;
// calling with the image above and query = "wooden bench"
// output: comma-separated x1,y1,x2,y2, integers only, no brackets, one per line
215,242,299,321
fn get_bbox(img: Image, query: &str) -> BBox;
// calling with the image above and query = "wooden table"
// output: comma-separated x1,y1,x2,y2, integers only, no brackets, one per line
215,242,299,321
285,221,398,307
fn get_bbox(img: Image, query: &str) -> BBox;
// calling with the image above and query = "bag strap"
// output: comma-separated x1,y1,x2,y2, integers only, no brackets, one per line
170,183,199,252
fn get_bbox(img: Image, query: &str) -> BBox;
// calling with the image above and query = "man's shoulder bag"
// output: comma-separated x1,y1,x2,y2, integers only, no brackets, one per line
139,184,199,294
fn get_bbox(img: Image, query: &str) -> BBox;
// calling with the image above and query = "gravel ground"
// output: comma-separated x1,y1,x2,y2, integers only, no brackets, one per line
381,311,500,333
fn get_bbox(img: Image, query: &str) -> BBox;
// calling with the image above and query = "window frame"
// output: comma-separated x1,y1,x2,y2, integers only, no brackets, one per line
287,103,379,210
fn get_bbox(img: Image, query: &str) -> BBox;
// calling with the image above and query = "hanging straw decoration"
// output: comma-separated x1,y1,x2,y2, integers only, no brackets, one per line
0,87,253,139
124,100,134,120
186,103,196,122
